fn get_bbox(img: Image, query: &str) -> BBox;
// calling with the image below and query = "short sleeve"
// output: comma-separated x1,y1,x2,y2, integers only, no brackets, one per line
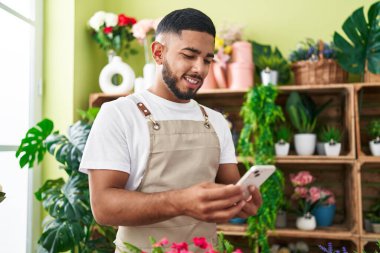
218,114,238,164
79,102,131,174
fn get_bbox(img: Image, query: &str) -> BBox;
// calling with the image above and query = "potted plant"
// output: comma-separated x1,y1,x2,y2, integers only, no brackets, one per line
16,109,116,252
366,201,380,233
290,171,317,231
318,126,343,156
311,188,336,227
368,119,380,156
252,41,291,85
286,92,332,156
333,1,380,82
275,124,292,156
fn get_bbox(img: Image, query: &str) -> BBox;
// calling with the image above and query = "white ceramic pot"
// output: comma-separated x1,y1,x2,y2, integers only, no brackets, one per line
369,140,380,156
99,56,135,94
261,69,279,85
372,223,380,233
275,142,290,156
294,133,316,156
317,142,325,155
324,142,341,156
296,213,316,231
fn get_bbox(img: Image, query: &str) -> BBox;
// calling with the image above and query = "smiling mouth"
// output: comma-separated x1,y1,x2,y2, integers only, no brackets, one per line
183,75,202,89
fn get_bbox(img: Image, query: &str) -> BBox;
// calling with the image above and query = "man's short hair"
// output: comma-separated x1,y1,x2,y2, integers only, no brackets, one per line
156,8,215,38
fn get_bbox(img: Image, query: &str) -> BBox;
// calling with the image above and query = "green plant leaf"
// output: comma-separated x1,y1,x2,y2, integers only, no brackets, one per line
16,119,54,169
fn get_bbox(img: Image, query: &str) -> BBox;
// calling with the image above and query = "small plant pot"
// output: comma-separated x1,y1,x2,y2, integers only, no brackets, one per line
316,142,325,155
324,142,341,156
261,69,279,86
372,223,380,233
312,204,336,227
296,213,316,231
275,142,290,156
294,133,316,156
275,210,287,228
369,140,380,156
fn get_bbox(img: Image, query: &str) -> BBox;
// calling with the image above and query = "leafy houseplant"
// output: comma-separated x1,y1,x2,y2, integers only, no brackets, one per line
286,92,332,156
274,125,292,156
238,85,285,252
16,108,117,253
333,1,380,79
368,119,380,156
318,126,343,156
251,41,291,85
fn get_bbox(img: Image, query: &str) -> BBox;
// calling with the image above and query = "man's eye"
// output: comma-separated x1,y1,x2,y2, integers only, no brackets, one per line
204,59,211,65
183,54,195,59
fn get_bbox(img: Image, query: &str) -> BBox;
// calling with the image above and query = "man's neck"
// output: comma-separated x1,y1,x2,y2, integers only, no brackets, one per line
148,82,190,104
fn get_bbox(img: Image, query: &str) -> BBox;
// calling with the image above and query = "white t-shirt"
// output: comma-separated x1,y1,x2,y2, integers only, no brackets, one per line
79,90,237,190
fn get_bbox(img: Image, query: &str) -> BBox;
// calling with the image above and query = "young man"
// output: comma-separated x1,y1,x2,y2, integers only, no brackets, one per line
79,8,262,252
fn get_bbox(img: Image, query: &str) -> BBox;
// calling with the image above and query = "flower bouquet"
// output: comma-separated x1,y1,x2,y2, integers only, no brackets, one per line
290,171,336,229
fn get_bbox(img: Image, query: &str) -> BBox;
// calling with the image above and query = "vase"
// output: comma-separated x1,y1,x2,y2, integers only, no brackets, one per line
227,62,254,90
231,41,253,64
200,62,218,90
294,133,316,156
99,55,135,94
296,213,316,231
370,140,380,156
261,68,279,85
324,142,341,156
312,204,336,227
213,62,227,88
275,142,290,156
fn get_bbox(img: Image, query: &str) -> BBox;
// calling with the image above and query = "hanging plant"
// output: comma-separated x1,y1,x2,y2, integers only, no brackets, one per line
238,85,285,252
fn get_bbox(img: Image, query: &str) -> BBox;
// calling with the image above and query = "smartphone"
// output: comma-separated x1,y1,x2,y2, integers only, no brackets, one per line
236,165,276,200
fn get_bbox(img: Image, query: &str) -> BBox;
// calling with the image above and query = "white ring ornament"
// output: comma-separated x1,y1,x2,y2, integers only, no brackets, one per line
99,56,135,94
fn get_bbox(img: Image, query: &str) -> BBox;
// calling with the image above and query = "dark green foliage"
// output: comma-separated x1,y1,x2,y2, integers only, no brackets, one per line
333,1,380,74
368,119,380,139
318,126,342,143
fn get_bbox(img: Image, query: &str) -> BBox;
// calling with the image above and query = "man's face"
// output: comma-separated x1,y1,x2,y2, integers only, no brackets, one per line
160,30,215,100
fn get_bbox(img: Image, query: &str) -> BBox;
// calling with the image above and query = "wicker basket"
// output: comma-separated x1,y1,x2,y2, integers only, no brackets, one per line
291,41,348,85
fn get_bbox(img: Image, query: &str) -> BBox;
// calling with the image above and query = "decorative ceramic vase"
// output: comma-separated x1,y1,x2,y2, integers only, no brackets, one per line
99,55,135,94
261,68,279,85
296,213,316,231
294,133,316,156
312,204,336,227
369,140,380,156
275,142,290,156
324,142,341,156
227,62,254,90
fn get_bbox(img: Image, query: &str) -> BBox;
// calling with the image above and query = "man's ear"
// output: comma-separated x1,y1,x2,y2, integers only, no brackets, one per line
152,41,164,65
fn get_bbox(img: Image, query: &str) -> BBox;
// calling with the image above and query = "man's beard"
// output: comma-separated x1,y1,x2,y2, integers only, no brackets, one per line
162,61,201,100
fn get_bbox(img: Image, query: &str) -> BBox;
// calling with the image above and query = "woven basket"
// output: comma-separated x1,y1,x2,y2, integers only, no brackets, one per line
291,41,348,85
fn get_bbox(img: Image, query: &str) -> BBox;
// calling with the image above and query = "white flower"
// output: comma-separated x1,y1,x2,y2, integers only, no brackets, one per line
105,13,118,27
89,11,106,31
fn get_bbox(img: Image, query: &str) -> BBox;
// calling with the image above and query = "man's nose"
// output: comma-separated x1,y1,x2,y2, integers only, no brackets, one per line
191,58,207,77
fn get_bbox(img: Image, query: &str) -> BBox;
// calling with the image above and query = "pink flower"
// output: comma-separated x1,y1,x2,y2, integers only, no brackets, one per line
321,189,336,205
233,249,243,253
153,237,168,247
132,19,155,40
171,242,189,253
193,237,208,249
293,187,308,199
290,171,314,186
308,186,321,204
103,26,113,34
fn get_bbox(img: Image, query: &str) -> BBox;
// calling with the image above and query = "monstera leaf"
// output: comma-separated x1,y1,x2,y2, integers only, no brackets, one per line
16,119,54,168
45,121,91,173
333,1,380,74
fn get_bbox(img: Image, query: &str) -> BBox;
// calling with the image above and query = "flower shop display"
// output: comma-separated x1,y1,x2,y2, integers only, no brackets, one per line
132,18,162,91
334,1,380,83
289,38,347,85
290,171,336,229
275,124,292,156
318,126,343,156
0,183,5,203
286,91,332,155
252,41,290,85
88,11,137,94
368,119,380,156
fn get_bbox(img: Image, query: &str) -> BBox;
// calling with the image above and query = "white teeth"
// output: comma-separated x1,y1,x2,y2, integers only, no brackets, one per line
185,77,199,84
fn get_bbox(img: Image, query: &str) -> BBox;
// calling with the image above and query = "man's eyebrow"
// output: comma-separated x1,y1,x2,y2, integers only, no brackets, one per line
181,47,214,58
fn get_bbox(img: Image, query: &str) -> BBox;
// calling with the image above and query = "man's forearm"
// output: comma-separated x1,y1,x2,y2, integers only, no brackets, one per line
91,188,184,226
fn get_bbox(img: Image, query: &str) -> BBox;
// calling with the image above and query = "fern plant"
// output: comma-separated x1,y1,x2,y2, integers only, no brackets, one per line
318,126,342,144
238,85,285,253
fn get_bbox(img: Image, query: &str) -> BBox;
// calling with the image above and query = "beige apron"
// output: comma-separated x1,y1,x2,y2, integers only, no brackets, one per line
114,99,221,252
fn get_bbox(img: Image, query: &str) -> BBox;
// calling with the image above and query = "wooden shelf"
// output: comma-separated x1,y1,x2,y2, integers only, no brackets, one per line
358,155,380,164
237,156,355,164
217,224,357,240
361,232,380,241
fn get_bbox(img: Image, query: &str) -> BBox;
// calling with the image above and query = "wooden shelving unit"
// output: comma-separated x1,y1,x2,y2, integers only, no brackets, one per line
89,83,380,252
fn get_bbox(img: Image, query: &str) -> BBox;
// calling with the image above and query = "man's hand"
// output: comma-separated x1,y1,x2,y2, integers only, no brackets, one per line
177,182,247,223
236,185,262,218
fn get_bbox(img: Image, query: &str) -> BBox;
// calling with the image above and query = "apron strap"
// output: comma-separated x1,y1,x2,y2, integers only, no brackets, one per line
136,102,161,131
199,105,210,129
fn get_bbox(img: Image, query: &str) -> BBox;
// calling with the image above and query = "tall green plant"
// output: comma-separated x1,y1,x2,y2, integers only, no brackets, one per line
238,85,285,253
16,108,116,253
333,1,380,75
